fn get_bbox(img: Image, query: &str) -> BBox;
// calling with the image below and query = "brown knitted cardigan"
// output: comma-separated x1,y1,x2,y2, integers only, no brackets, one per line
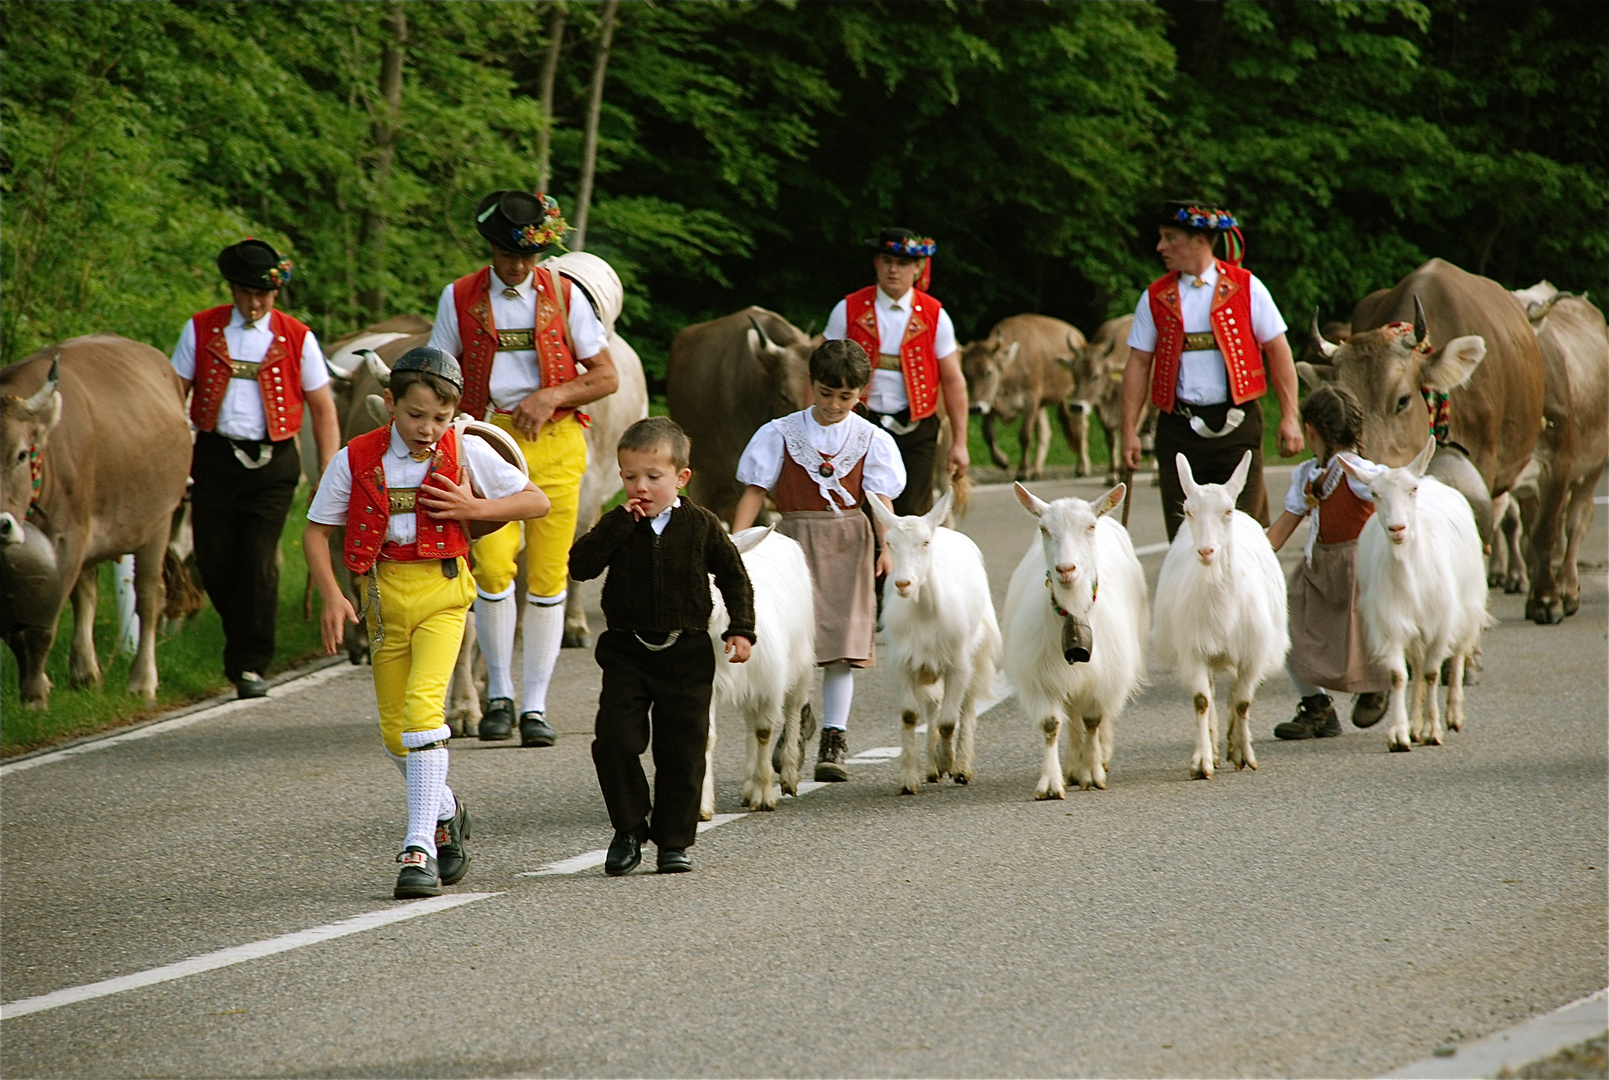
569,500,756,643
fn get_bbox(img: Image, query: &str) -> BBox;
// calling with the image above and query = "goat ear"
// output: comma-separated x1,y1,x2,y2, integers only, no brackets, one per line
867,494,899,530
1013,482,1047,518
731,524,774,555
920,487,954,530
1421,334,1486,392
1174,453,1198,499
1224,450,1253,501
1295,361,1335,389
1093,483,1126,519
1409,436,1436,478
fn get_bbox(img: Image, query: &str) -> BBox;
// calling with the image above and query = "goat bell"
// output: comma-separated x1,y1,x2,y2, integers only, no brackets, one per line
1061,614,1092,665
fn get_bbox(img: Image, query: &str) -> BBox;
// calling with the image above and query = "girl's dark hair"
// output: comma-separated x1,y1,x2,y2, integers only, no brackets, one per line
809,339,872,390
390,369,461,406
1300,384,1365,454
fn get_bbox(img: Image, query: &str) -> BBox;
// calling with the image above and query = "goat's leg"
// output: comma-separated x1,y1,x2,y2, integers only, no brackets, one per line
1417,658,1445,746
750,703,781,811
446,616,481,737
1226,668,1259,772
1098,710,1115,771
1078,715,1106,790
931,672,959,781
700,703,718,821
68,565,103,690
952,683,978,785
899,691,923,795
1444,653,1468,733
127,534,166,701
778,690,805,797
1189,669,1215,779
1385,662,1413,752
1035,713,1066,800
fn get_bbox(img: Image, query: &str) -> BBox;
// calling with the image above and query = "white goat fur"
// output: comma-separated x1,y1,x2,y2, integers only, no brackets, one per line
1003,482,1148,798
869,490,1001,794
702,526,816,815
1151,452,1288,779
1341,439,1489,751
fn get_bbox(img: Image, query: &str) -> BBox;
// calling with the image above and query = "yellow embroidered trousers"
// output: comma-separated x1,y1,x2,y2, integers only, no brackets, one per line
470,412,586,600
368,557,477,757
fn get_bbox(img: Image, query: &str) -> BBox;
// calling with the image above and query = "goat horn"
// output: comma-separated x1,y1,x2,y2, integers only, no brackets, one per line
1309,309,1339,360
1412,295,1428,347
21,354,60,414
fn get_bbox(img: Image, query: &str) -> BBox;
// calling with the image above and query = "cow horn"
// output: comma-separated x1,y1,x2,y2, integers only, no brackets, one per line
365,393,388,427
747,314,782,357
22,355,60,415
1309,309,1339,360
1412,295,1428,347
360,349,391,388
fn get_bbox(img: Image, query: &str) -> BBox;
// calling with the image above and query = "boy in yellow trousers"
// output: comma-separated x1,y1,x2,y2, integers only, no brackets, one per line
305,348,549,898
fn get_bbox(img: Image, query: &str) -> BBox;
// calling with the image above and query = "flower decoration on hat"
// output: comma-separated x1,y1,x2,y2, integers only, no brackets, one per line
879,235,937,258
1171,203,1245,266
513,198,567,251
265,258,294,288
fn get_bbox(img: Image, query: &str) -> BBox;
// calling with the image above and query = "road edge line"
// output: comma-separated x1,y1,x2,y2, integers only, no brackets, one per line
1379,986,1608,1079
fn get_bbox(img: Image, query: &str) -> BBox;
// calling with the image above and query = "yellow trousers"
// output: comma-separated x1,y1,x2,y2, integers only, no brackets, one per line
369,557,477,757
471,412,586,601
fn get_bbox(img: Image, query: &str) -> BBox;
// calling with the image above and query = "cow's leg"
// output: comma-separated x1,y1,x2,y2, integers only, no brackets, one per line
1494,495,1527,594
1189,668,1215,779
981,412,1010,471
1059,400,1092,477
562,578,592,648
1226,666,1258,772
1524,469,1571,624
68,565,103,691
446,616,481,737
9,625,57,709
700,703,718,821
1035,712,1066,800
1019,409,1050,480
1560,469,1601,616
127,534,166,700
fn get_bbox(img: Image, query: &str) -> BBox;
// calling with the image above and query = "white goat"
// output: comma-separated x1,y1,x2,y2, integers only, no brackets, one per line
702,525,816,815
1339,439,1489,750
1151,452,1288,780
869,490,1001,794
1003,483,1148,798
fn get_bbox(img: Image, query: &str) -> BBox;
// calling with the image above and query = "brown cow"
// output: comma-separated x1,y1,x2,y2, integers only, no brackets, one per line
1,336,191,707
1059,314,1159,483
961,314,1085,480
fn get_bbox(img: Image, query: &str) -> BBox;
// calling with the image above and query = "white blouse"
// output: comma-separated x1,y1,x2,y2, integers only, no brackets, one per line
736,408,906,499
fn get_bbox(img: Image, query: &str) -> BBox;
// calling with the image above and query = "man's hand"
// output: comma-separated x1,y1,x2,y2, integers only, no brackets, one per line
947,440,970,480
320,591,359,655
1277,412,1304,458
511,389,558,441
1122,431,1145,471
417,472,478,521
725,636,752,663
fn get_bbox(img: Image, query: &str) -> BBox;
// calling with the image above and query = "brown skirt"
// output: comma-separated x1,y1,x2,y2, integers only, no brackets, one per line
778,509,876,668
1286,539,1389,694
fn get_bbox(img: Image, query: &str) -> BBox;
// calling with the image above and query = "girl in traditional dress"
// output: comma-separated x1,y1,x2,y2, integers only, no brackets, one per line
731,341,906,780
1267,385,1391,738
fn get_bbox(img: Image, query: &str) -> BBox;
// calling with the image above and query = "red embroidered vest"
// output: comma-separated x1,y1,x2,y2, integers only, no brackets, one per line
342,425,470,574
1146,261,1267,412
844,285,943,421
189,306,310,441
453,265,580,422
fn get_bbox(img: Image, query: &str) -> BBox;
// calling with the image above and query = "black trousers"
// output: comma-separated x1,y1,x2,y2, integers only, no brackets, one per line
861,408,939,517
191,430,300,681
591,629,715,849
1154,399,1269,543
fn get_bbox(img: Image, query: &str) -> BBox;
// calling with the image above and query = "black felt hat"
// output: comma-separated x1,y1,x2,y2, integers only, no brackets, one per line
475,190,568,254
217,239,293,290
391,346,464,394
863,227,937,258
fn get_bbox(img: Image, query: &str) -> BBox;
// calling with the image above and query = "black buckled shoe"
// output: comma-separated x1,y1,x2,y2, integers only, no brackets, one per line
479,697,514,741
434,797,472,886
234,672,270,700
394,846,442,899
1274,694,1342,740
1351,692,1389,729
520,711,556,748
604,830,643,877
656,846,692,874
815,727,849,782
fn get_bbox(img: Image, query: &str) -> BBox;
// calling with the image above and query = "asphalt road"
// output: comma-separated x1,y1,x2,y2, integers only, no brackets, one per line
3,468,1605,1079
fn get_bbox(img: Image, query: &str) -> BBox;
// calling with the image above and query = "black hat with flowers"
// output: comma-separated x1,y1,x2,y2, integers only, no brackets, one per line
476,190,568,254
864,227,937,259
1158,200,1245,265
218,238,294,290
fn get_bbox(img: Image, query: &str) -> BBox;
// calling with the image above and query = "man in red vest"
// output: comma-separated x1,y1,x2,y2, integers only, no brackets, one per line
428,190,620,746
170,238,342,698
1119,201,1302,541
823,227,969,517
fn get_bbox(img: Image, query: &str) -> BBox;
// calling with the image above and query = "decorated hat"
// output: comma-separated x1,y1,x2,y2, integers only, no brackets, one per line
217,239,293,290
475,190,568,254
1159,200,1244,265
391,346,464,394
864,227,937,259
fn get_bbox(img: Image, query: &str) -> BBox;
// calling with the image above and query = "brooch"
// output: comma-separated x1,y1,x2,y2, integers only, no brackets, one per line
818,462,834,477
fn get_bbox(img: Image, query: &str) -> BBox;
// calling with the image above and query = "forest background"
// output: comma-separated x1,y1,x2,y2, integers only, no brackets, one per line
3,0,1605,382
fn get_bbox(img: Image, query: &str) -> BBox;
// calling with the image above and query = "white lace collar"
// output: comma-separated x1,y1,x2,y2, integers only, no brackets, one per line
778,411,874,513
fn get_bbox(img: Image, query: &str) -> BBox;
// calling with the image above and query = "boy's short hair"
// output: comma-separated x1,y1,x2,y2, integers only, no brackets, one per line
1300,384,1366,454
390,368,462,407
618,416,691,470
810,340,872,390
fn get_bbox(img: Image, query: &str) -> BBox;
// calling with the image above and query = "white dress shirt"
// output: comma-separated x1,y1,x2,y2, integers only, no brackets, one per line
307,426,531,545
170,307,330,440
823,287,958,415
649,497,680,536
1126,263,1287,406
735,408,906,499
428,265,609,414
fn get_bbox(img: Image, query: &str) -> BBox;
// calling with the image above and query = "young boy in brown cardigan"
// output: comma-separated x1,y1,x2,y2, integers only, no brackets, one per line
570,418,755,875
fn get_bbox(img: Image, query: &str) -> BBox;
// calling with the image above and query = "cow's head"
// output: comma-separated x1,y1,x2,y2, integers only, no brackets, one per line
1,356,62,543
745,315,813,418
1298,319,1352,367
1296,298,1486,467
961,336,1020,418
1056,331,1113,402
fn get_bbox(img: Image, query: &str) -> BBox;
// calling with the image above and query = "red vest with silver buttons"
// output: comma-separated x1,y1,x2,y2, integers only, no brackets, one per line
1145,261,1267,412
452,265,579,422
189,306,311,441
844,285,944,421
341,424,470,574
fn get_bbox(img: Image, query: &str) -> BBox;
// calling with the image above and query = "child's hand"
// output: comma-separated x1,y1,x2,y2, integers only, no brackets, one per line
624,496,653,521
320,592,359,655
875,548,892,579
725,636,752,663
418,472,477,520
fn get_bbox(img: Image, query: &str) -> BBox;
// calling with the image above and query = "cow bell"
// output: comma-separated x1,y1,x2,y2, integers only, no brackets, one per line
1061,614,1092,665
0,518,64,632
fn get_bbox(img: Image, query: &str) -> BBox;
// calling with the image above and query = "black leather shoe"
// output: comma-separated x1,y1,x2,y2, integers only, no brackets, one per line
657,846,692,874
604,831,642,876
1351,692,1389,729
1275,694,1342,740
394,846,442,899
234,672,270,700
479,698,514,741
434,796,472,886
520,711,556,748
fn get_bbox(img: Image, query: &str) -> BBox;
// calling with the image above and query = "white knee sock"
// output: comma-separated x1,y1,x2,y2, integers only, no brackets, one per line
114,555,139,656
520,594,566,716
389,749,457,824
821,662,853,731
399,726,452,856
1288,664,1325,700
475,586,517,702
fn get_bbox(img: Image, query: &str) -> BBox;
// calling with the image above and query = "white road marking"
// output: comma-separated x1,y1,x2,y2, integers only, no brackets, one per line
519,814,746,877
1,663,359,778
1596,494,1608,505
0,892,498,1022
1381,986,1608,1079
1133,540,1170,557
848,746,901,763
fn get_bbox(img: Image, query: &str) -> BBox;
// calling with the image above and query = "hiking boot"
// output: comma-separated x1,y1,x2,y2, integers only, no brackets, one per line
394,846,442,899
815,727,849,782
1274,694,1341,740
434,796,472,886
1351,692,1389,729
519,711,556,748
479,698,514,741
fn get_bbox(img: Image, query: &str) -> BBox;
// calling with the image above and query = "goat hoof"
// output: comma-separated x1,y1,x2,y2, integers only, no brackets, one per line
952,773,969,785
1034,787,1065,801
925,772,941,784
561,631,591,649
698,809,715,821
1389,741,1411,753
899,784,919,796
